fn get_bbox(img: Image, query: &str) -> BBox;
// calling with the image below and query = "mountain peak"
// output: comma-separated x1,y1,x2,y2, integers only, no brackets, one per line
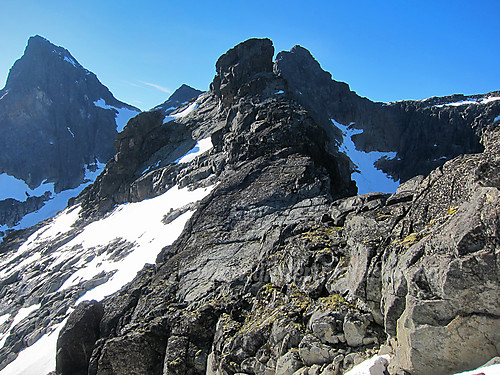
0,36,139,194
27,34,51,45
152,84,203,115
24,35,77,65
4,36,83,92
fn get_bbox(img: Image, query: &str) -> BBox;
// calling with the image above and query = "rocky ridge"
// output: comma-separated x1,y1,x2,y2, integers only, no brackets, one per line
275,45,499,183
0,38,498,375
153,84,204,116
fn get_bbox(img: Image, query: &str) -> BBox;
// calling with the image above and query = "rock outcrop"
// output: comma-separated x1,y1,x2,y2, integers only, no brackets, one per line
56,300,104,375
0,192,50,228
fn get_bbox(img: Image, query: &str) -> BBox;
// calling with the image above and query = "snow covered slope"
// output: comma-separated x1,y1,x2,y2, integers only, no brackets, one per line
0,164,105,239
332,119,399,194
0,180,213,373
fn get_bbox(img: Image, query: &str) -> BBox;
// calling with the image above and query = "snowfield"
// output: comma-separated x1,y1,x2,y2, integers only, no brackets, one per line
163,100,198,124
93,98,140,132
0,164,105,238
0,317,68,375
0,183,213,374
433,96,500,107
332,119,399,194
57,184,214,302
176,137,213,164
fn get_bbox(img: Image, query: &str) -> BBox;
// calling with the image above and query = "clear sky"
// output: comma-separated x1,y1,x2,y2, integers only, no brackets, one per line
1,1,499,111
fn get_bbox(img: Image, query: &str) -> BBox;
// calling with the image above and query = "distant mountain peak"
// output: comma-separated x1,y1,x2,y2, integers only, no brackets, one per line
152,84,203,115
0,36,139,235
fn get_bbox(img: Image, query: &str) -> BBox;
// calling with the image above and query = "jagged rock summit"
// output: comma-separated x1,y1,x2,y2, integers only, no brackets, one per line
0,35,140,236
0,35,139,191
0,38,498,375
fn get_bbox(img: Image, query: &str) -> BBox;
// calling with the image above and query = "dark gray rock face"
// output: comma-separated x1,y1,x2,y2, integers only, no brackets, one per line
52,39,499,375
380,127,500,375
0,35,139,192
211,38,275,107
275,45,500,183
56,300,104,375
68,38,356,375
0,192,50,228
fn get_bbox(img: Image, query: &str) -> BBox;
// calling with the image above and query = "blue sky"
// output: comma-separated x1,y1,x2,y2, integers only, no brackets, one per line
1,1,499,110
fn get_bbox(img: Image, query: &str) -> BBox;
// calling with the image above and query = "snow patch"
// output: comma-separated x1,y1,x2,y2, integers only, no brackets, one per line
176,137,213,164
0,317,68,375
11,304,41,328
94,98,140,132
0,304,41,349
0,90,8,101
0,206,82,279
454,363,500,375
53,184,214,302
332,119,399,194
66,127,75,138
163,101,198,124
63,56,77,67
52,49,78,68
344,355,391,375
0,314,9,326
434,96,500,108
17,206,82,256
0,174,52,202
0,163,105,237
0,333,7,349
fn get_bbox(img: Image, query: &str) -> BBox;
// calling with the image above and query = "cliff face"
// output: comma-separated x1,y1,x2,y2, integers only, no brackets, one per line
0,38,498,375
0,36,140,235
0,36,140,191
275,45,499,183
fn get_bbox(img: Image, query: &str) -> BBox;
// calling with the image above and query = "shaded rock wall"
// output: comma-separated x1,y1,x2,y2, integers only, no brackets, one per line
0,36,139,191
275,45,500,183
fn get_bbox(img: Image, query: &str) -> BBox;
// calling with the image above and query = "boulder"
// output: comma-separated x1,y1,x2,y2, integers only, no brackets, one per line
343,312,370,347
275,351,304,375
56,300,104,375
298,335,335,366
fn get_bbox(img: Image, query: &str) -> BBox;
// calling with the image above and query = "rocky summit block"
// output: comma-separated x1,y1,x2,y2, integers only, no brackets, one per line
211,38,275,107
